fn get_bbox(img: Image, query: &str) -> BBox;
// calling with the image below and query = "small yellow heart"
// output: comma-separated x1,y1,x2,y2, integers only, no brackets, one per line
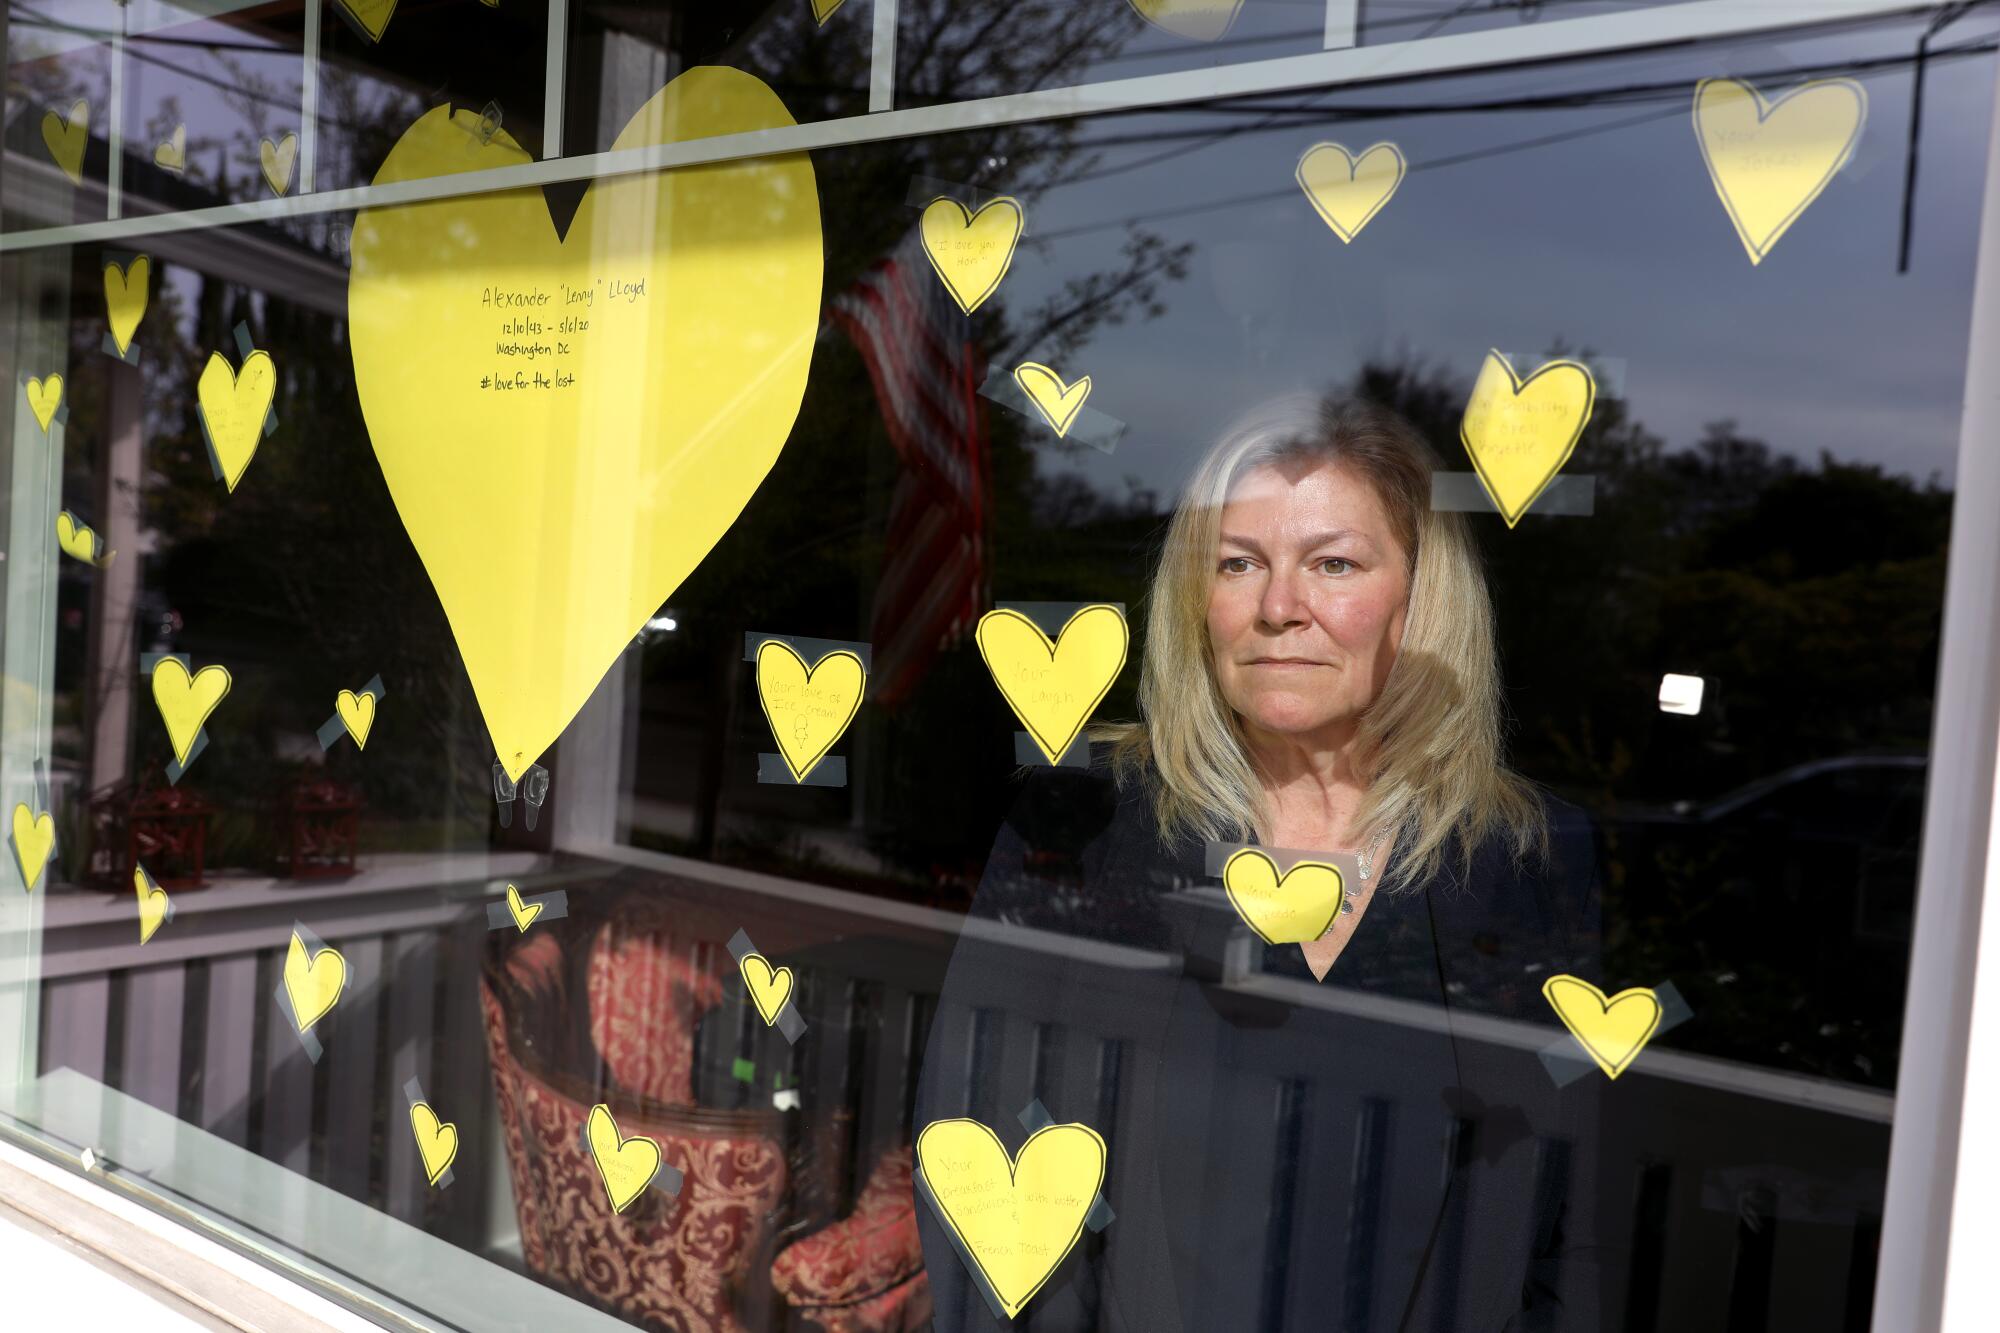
25,375,62,433
740,952,795,1026
919,196,1025,314
197,349,277,493
260,133,299,196
586,1103,662,1214
917,1119,1106,1318
1127,0,1244,41
1542,975,1662,1080
104,256,150,357
1458,350,1596,528
41,99,88,184
154,124,187,175
282,930,347,1032
810,0,845,22
134,865,171,944
1295,142,1406,243
975,605,1127,765
151,658,232,767
754,641,865,782
1221,848,1344,945
409,1101,459,1185
55,511,100,565
335,689,376,748
337,0,400,41
11,804,56,892
504,883,543,932
1693,76,1866,265
1013,362,1092,438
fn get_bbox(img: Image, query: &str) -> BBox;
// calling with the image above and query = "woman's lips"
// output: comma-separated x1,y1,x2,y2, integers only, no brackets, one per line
1245,658,1325,669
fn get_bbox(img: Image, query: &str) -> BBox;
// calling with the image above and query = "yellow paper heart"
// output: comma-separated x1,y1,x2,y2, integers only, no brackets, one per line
1542,975,1662,1080
336,689,376,748
134,865,171,944
1221,848,1344,945
504,883,544,931
337,0,399,41
25,375,62,433
740,952,795,1026
283,931,347,1031
1693,76,1866,265
810,0,845,23
55,511,100,564
1458,350,1595,529
917,1119,1106,1318
919,196,1024,314
196,350,277,493
1127,0,1244,41
1295,142,1407,243
755,641,864,782
260,133,299,196
349,70,822,783
409,1101,459,1185
1013,362,1092,438
11,804,56,892
41,99,87,184
151,658,231,766
154,124,186,175
586,1103,663,1214
104,256,150,357
975,605,1127,765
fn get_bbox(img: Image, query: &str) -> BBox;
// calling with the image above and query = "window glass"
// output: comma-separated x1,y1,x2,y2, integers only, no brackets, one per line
0,3,1990,1332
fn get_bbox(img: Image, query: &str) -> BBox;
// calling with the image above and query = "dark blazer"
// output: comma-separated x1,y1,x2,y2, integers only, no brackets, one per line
913,760,1607,1332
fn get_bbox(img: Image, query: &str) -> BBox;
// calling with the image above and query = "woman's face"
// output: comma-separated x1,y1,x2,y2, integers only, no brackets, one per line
1207,458,1412,743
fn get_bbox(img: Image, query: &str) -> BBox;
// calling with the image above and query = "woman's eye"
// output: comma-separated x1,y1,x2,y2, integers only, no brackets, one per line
1219,557,1253,574
1318,558,1353,575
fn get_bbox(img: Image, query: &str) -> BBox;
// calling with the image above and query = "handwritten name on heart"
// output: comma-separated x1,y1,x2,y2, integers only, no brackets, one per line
1458,350,1595,528
976,605,1127,765
1542,975,1662,1079
1221,848,1345,945
197,349,277,493
586,1103,663,1213
919,196,1024,314
755,641,864,782
1693,76,1866,265
917,1118,1107,1319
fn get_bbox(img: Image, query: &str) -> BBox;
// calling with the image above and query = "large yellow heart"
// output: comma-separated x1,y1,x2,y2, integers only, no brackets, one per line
25,375,62,433
55,511,100,564
151,658,231,766
919,197,1023,314
975,605,1127,765
917,1119,1106,1319
1221,848,1344,945
755,640,864,782
1013,362,1092,438
409,1101,459,1185
1127,0,1243,41
134,865,171,944
1693,76,1866,266
740,952,796,1026
336,689,376,748
1458,350,1595,528
260,133,298,196
337,0,399,41
283,931,347,1032
1542,975,1662,1080
1295,142,1406,243
349,69,822,783
586,1103,663,1214
104,256,150,357
11,803,56,892
42,99,87,184
197,350,277,493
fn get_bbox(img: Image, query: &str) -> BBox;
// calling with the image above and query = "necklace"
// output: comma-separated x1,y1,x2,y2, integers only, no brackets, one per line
1340,825,1393,915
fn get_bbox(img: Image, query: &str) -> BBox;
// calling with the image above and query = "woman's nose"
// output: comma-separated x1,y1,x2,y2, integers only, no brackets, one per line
1257,568,1307,627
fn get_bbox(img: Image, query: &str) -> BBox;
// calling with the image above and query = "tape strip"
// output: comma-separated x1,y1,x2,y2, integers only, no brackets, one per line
741,632,874,672
996,601,1126,639
906,174,1016,213
99,331,141,365
196,410,225,482
33,758,51,816
758,753,846,787
164,730,208,785
401,1077,456,1189
577,1119,684,1197
978,366,1126,455
1014,732,1088,769
317,673,388,750
483,886,569,931
1202,839,1361,880
1538,980,1694,1087
138,652,188,674
1431,472,1595,517
726,928,808,1045
1018,1099,1115,1230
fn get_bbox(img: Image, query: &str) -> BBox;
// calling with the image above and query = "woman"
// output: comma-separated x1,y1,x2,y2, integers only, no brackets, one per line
914,396,1606,1332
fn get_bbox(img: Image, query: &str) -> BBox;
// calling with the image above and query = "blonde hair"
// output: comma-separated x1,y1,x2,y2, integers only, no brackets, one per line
1104,393,1547,891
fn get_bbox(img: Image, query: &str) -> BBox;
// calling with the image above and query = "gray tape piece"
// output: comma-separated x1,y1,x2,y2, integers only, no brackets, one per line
1430,472,1595,517
1538,980,1694,1087
742,632,873,672
726,929,755,962
905,175,1017,213
164,730,208,785
577,1119,683,1197
913,1165,1012,1321
1015,732,1088,769
777,1006,807,1045
100,331,141,365
484,887,569,932
995,601,1126,639
1497,352,1626,400
33,758,50,815
978,366,1127,455
1203,839,1361,881
232,321,255,360
197,410,225,482
1017,1099,1115,1229
318,674,389,750
725,929,808,1043
271,982,324,1064
402,1077,456,1189
138,652,189,674
758,753,846,787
